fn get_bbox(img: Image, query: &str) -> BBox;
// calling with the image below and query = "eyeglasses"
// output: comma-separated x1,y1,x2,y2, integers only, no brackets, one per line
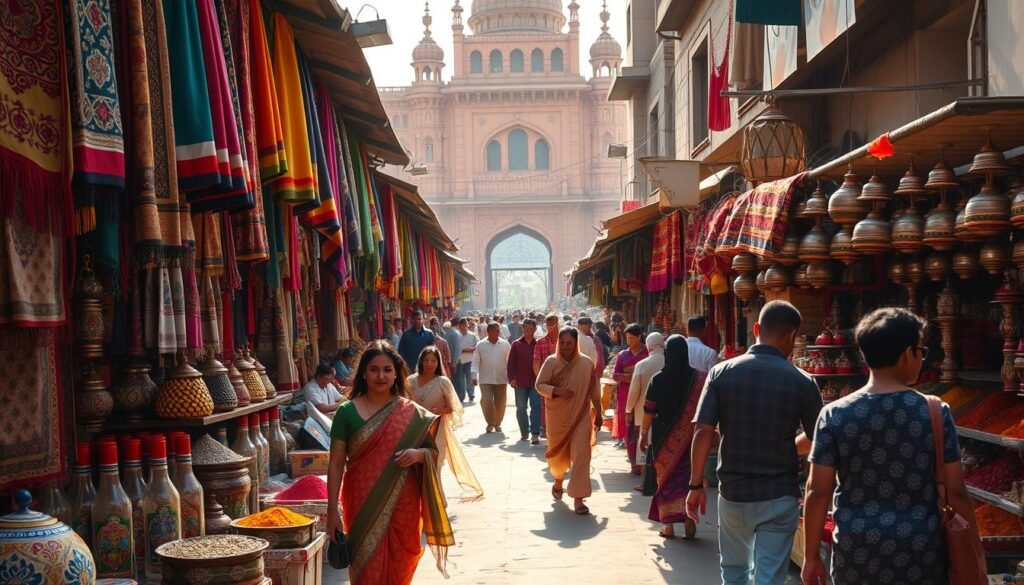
915,346,930,360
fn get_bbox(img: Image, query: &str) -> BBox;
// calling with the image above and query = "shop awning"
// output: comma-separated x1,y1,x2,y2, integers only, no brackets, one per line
569,202,663,280
374,171,458,253
443,250,478,283
810,97,1024,180
278,0,408,166
607,65,651,101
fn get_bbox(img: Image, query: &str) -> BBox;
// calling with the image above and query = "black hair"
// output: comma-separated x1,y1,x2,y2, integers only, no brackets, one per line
625,323,644,337
558,326,579,341
416,346,445,377
411,310,423,318
855,307,927,368
687,316,708,333
545,313,559,323
757,300,802,338
341,347,357,359
523,318,537,327
350,341,410,399
595,321,608,331
315,364,334,378
458,317,468,325
486,322,500,331
577,317,593,326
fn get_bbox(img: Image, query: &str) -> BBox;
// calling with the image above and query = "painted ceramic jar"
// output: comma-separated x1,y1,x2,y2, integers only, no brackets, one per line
0,490,97,584
112,357,158,422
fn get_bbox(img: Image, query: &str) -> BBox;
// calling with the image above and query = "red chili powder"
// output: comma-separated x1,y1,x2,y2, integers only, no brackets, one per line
956,392,1019,430
273,475,330,502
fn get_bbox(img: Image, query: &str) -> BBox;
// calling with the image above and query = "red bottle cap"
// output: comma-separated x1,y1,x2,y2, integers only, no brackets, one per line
249,413,260,427
124,438,142,462
237,416,248,428
270,407,280,420
99,441,119,467
261,410,269,424
149,435,167,460
75,442,91,466
175,435,191,456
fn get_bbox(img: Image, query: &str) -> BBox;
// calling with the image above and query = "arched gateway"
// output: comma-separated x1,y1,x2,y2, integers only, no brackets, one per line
485,227,552,309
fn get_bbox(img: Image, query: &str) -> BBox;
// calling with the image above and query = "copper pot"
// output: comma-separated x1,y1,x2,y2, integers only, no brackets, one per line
828,169,869,227
980,239,1009,276
776,233,801,265
804,184,829,217
765,264,791,292
892,206,926,252
798,224,831,261
731,252,758,275
733,273,758,301
923,200,957,251
851,211,893,254
806,261,834,289
953,249,981,280
964,182,1011,236
925,253,951,282
830,226,858,265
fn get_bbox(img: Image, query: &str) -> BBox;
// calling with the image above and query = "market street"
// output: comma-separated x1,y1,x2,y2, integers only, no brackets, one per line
326,394,801,584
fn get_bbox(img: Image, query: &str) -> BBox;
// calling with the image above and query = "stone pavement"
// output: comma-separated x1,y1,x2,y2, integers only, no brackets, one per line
325,393,803,584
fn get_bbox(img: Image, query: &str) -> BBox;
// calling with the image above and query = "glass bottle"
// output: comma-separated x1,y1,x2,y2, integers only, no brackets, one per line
36,481,71,524
121,438,147,582
67,442,96,547
142,435,181,583
260,410,273,478
166,432,179,487
231,416,259,515
268,407,289,476
249,413,269,488
92,441,134,578
173,435,205,538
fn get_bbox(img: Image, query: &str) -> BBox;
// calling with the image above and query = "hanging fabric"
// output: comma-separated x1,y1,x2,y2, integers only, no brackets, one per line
66,0,125,235
708,2,733,132
338,118,363,257
246,0,286,180
269,13,316,204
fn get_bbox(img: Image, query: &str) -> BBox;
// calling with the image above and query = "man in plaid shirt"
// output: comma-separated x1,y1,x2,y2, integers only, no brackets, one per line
532,314,561,439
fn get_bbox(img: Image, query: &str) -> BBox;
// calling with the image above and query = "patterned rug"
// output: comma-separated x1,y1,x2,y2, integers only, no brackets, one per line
0,329,69,491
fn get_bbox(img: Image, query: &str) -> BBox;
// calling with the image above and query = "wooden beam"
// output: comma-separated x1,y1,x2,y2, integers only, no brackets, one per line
308,58,371,85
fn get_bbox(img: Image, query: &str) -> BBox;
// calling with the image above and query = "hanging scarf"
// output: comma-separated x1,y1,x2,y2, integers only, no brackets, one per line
224,0,270,261
248,0,286,180
347,132,378,284
162,0,220,192
708,0,732,132
319,90,348,280
338,119,363,257
66,0,125,235
0,0,72,236
270,13,316,204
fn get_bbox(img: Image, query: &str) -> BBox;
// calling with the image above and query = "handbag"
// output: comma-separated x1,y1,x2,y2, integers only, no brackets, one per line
924,395,987,585
327,529,351,570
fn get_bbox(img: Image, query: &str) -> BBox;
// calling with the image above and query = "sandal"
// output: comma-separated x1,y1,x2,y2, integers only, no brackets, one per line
659,527,675,538
574,503,590,515
551,485,564,501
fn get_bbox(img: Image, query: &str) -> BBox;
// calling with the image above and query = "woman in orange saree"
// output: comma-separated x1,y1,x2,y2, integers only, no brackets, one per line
326,341,453,584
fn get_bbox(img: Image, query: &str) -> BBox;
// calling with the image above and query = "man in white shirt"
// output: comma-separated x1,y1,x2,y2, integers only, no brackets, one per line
472,322,512,433
457,318,479,402
686,316,720,373
498,315,511,340
302,364,345,418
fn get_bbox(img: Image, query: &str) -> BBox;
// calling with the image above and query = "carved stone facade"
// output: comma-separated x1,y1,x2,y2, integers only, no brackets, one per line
380,1,627,308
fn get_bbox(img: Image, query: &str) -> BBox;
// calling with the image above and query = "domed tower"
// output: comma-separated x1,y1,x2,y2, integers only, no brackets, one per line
412,2,445,85
468,0,566,35
589,1,622,77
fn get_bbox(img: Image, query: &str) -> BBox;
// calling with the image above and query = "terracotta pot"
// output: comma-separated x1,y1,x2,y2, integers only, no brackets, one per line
806,261,834,289
194,461,253,521
964,182,1011,236
828,169,869,227
892,206,926,252
894,164,926,197
925,160,960,191
765,264,791,292
227,361,251,407
858,175,892,202
798,224,831,261
923,200,957,251
731,252,758,275
804,184,829,217
830,226,858,265
851,211,893,254
968,140,1011,177
777,233,801,265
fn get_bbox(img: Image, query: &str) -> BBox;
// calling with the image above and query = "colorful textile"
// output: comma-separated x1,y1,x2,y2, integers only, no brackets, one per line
0,0,72,236
186,0,250,212
0,213,67,327
614,347,648,446
0,330,69,491
733,172,807,257
223,0,270,261
715,191,749,256
708,0,732,132
248,0,286,180
66,0,125,234
183,265,203,350
646,211,684,292
333,399,452,582
162,0,220,192
338,119,363,257
270,14,316,204
409,375,484,501
347,132,379,285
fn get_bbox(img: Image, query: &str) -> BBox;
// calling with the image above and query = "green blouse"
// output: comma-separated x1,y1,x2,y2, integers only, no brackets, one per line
330,400,366,442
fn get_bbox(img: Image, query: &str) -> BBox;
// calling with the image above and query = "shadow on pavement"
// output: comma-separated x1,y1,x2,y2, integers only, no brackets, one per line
463,432,509,447
529,502,610,548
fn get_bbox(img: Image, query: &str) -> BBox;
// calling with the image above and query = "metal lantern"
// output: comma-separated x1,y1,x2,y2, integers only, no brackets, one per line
740,100,806,184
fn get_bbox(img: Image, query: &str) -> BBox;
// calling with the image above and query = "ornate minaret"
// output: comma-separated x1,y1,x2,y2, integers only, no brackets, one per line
411,2,445,85
589,1,622,77
451,0,464,77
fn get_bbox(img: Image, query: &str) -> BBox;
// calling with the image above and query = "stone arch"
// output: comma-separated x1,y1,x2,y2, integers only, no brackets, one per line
485,225,554,308
481,121,555,172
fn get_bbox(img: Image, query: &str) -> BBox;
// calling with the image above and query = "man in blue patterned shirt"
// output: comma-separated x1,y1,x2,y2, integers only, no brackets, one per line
687,300,822,585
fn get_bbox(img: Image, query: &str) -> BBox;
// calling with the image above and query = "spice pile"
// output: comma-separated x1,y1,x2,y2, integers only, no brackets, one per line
975,504,1024,537
938,386,979,411
955,392,1024,433
235,506,313,528
272,474,332,502
965,453,1024,494
192,434,247,466
159,535,266,559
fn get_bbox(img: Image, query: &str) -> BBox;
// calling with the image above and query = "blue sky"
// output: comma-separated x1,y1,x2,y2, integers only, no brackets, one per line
359,0,628,87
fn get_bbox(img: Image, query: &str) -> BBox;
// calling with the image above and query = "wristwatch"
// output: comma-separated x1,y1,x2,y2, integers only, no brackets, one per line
688,483,705,490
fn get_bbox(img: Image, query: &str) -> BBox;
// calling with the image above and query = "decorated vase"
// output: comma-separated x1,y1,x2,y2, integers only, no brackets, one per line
0,490,97,585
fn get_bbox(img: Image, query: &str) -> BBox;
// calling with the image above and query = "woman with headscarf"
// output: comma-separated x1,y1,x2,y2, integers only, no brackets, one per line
624,333,665,475
639,335,707,539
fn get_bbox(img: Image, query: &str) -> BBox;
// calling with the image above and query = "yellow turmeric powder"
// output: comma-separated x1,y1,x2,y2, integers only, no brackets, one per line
236,506,312,527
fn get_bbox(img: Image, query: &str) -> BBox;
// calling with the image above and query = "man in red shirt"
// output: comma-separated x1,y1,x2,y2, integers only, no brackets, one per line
508,318,540,444
533,314,561,439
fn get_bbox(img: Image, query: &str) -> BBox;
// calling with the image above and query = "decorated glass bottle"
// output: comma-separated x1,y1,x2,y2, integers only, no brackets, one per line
268,407,289,475
121,438,147,582
249,413,270,487
142,436,181,583
232,416,259,515
67,442,96,547
173,435,205,538
91,441,134,578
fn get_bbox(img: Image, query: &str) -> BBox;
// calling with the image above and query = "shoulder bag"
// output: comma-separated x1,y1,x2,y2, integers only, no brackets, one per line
925,394,987,585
